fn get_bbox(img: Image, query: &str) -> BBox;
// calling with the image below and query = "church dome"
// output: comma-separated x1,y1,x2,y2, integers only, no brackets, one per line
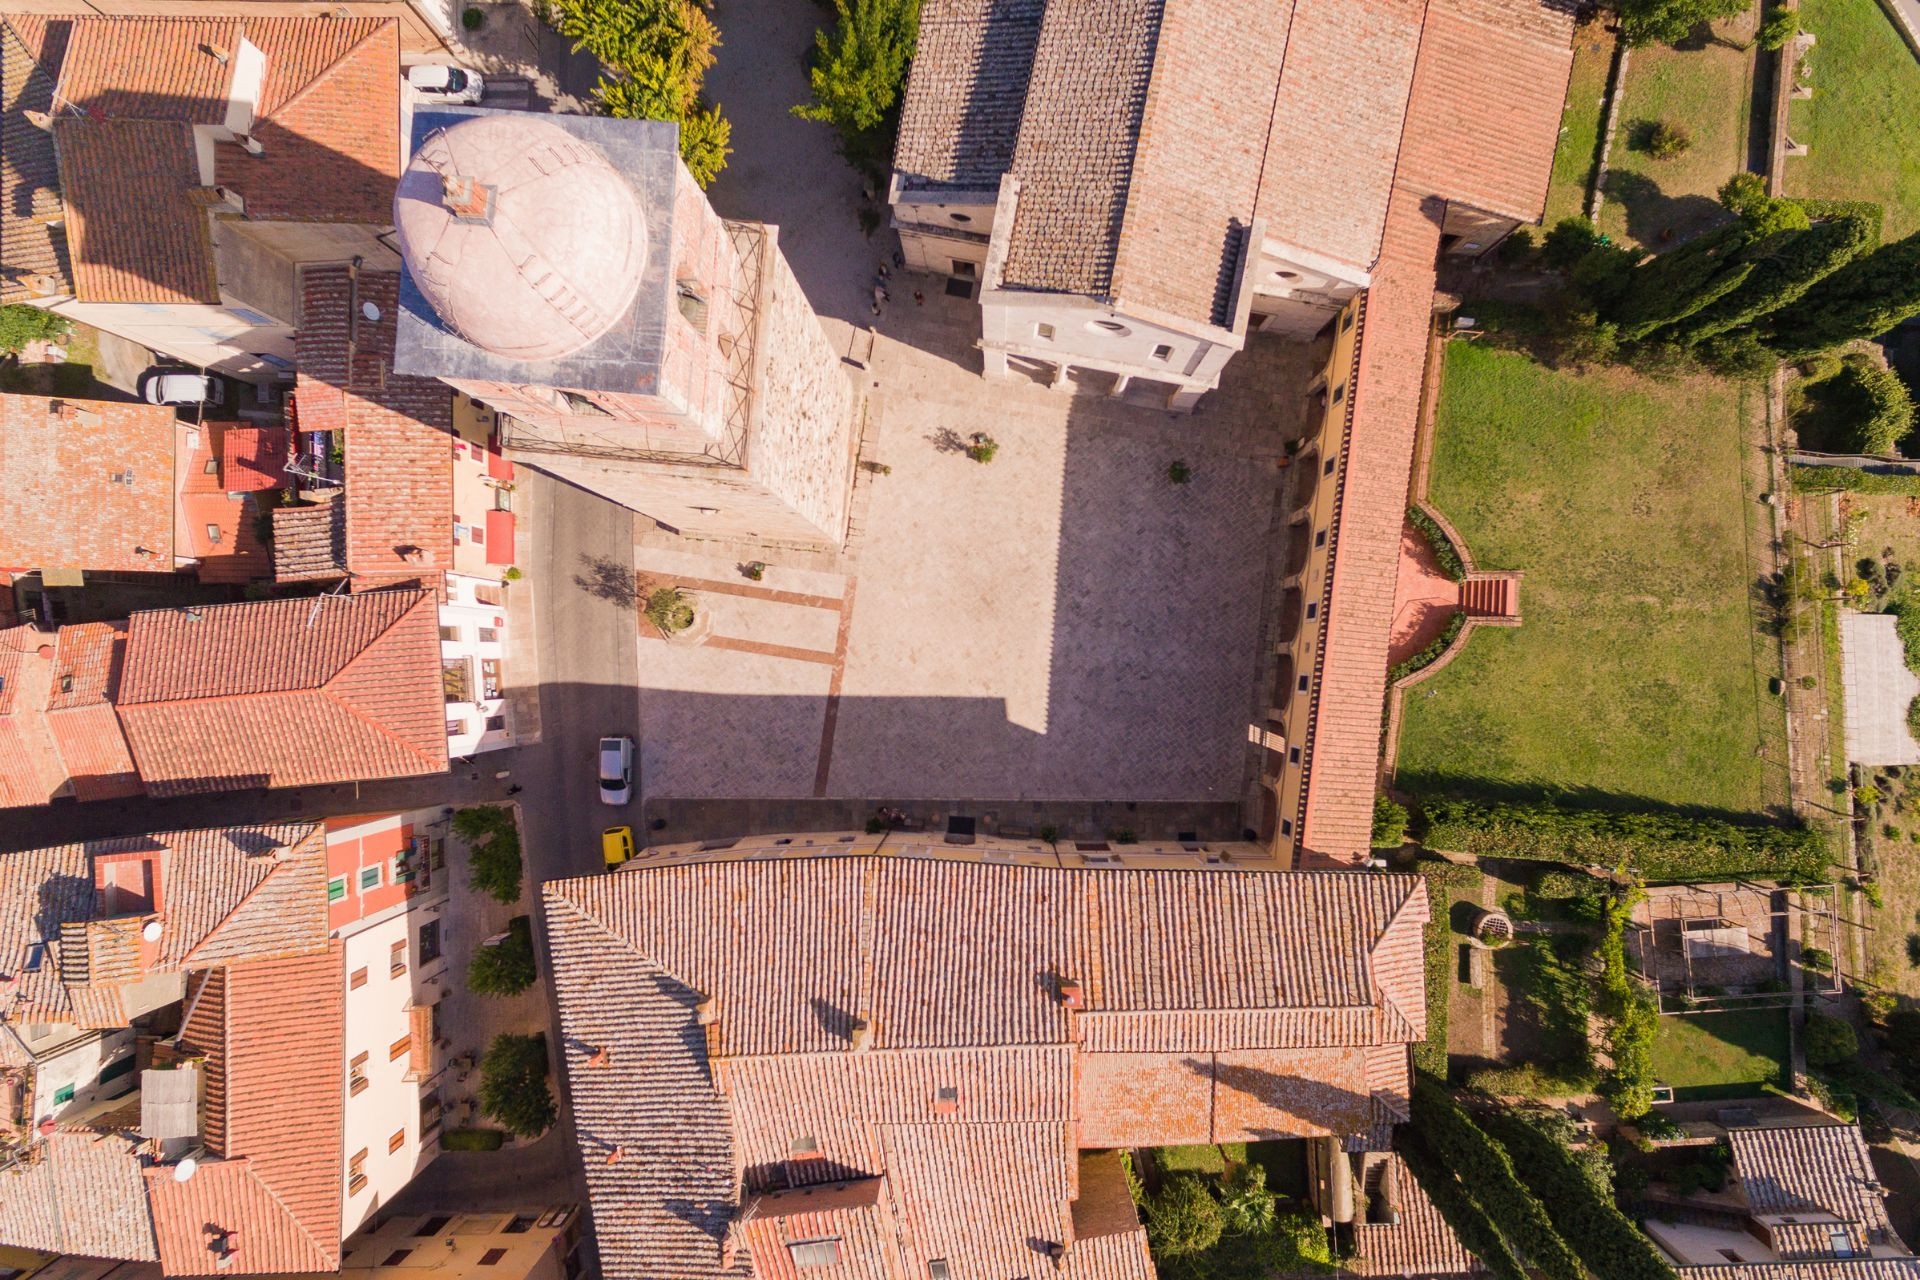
394,114,646,362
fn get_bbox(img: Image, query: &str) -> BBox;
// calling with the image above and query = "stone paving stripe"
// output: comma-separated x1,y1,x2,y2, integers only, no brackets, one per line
674,577,843,611
813,578,861,797
701,636,839,666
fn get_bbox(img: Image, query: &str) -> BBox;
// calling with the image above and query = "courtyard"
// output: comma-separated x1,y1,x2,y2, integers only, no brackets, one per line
1394,344,1788,816
629,291,1320,820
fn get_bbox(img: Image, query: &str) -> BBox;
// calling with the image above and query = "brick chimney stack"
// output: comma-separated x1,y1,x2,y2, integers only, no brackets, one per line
440,174,495,223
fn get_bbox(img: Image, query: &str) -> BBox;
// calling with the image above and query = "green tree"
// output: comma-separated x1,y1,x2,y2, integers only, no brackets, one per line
1145,1175,1224,1257
1668,211,1874,344
1541,216,1605,271
793,0,921,174
1719,172,1769,218
1608,222,1755,340
453,805,524,904
467,916,538,996
479,1033,556,1137
1616,0,1749,46
0,305,69,356
1805,1012,1859,1067
1765,229,1920,357
1757,6,1799,50
1372,795,1410,848
553,0,731,185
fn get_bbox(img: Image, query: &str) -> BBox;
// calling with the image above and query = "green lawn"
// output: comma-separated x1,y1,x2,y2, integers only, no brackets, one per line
1545,24,1618,227
1785,0,1920,240
1598,7,1756,249
1395,343,1783,815
1653,1008,1791,1099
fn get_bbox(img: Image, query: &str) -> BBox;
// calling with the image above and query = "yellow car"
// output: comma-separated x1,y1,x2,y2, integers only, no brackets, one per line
601,825,634,870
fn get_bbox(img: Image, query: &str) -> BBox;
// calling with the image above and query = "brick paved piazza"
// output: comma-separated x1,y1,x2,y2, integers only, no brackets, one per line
633,291,1323,806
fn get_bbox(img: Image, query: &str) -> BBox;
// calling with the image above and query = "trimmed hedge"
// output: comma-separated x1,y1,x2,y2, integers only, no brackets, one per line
1788,465,1920,495
1464,1061,1599,1098
1480,1108,1679,1280
1412,1079,1587,1280
1389,611,1466,685
439,1127,506,1151
1415,860,1481,1077
1397,1130,1528,1280
1419,797,1829,882
1408,506,1467,581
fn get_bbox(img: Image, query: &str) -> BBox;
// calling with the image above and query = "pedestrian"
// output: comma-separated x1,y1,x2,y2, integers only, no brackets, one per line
877,261,891,279
913,289,925,306
892,249,904,269
507,783,523,796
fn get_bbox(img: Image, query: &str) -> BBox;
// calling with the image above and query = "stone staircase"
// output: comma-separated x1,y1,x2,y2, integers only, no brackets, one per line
1459,572,1522,622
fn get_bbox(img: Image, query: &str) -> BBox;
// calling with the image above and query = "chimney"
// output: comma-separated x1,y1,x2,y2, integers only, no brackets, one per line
586,1046,610,1068
932,1086,959,1116
237,135,264,157
201,43,230,66
848,1019,874,1053
695,996,719,1026
1058,978,1083,1008
441,174,495,223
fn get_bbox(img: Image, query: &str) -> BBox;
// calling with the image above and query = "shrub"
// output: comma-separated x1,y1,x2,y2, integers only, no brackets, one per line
1479,1107,1680,1280
645,586,695,635
1536,869,1594,900
1407,506,1466,581
478,1033,555,1138
1542,217,1605,272
1758,5,1798,50
1412,1079,1587,1280
1805,1011,1859,1066
468,916,538,996
1909,696,1920,741
1373,795,1411,849
461,5,483,29
1617,0,1748,45
0,305,70,356
1497,226,1536,266
1169,459,1193,484
1789,465,1920,496
1800,946,1833,971
452,805,523,904
1145,1175,1224,1257
1463,1061,1600,1098
742,561,766,581
1543,303,1621,367
965,432,998,463
1389,611,1466,684
792,0,921,176
1645,121,1692,160
1845,358,1916,455
1624,340,1700,380
440,1127,506,1151
1419,796,1829,882
551,0,730,184
1720,172,1769,218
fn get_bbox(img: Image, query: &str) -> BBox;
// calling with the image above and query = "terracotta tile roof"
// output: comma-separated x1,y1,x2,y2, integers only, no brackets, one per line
53,17,239,123
1392,0,1576,224
892,0,1044,190
1680,1265,1920,1280
45,620,140,801
52,118,218,305
299,267,453,593
0,394,179,573
998,0,1159,302
180,424,272,584
0,1130,158,1260
1730,1126,1893,1250
0,17,71,302
212,20,400,224
116,592,447,795
160,946,346,1274
220,426,291,492
545,857,1427,1280
1348,1154,1482,1276
737,1179,898,1280
0,626,67,808
271,494,349,582
1255,0,1426,273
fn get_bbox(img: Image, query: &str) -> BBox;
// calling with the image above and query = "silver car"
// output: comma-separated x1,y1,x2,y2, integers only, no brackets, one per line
598,736,634,806
407,63,485,106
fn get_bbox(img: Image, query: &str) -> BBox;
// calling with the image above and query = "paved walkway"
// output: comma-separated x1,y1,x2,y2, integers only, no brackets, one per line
1390,519,1460,667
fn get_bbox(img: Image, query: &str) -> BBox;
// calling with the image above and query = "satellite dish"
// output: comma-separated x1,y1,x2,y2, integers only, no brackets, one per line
361,302,382,322
142,920,163,942
173,1157,198,1182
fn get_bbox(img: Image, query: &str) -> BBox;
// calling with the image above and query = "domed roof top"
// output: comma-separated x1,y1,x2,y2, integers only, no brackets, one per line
394,114,646,362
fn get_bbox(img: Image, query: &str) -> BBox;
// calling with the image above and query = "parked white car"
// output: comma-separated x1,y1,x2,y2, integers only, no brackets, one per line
139,369,226,408
598,736,635,806
406,63,485,105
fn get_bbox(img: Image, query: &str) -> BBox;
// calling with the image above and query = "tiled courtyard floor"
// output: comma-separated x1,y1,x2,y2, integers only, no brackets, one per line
1390,520,1459,668
632,290,1322,810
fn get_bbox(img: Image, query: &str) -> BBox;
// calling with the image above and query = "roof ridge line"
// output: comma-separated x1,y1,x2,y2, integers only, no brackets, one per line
252,17,389,123
1102,0,1171,302
173,861,283,969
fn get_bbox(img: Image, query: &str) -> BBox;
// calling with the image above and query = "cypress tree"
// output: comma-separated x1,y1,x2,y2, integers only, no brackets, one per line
1607,222,1754,340
1764,228,1920,358
1667,211,1874,345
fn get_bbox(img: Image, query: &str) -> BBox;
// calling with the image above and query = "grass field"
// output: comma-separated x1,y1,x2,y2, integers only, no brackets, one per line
1786,0,1920,240
1597,7,1756,249
1395,343,1784,815
1653,1008,1791,1099
1544,23,1617,227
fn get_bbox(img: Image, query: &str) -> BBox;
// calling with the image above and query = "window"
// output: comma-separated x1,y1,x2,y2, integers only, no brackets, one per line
52,1083,75,1105
1297,675,1309,693
479,1250,508,1267
413,1216,453,1237
790,1135,821,1159
59,674,72,693
382,1251,413,1267
561,391,613,417
99,1054,136,1084
350,967,369,990
485,714,507,731
1305,602,1318,620
478,627,499,644
1281,819,1294,836
1832,1233,1854,1259
1341,310,1355,333
929,1264,951,1280
1150,344,1173,362
949,212,972,224
388,1128,406,1154
787,1241,842,1269
360,864,382,892
350,1052,369,1096
1035,322,1055,341
676,281,710,333
349,1149,368,1195
1086,319,1130,337
440,625,461,642
933,1086,959,1115
1288,746,1301,764
419,920,442,965
390,939,408,977
390,1035,411,1061
470,526,484,546
203,458,219,475
204,524,222,545
1324,457,1336,475
1331,382,1346,404
951,259,976,278
1314,529,1327,548
328,876,348,904
448,718,467,736
503,1216,536,1235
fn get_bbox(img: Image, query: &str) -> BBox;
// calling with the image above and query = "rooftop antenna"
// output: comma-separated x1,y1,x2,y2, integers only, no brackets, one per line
304,577,351,628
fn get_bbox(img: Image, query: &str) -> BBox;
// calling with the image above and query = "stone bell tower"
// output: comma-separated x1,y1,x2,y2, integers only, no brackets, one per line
392,108,858,547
